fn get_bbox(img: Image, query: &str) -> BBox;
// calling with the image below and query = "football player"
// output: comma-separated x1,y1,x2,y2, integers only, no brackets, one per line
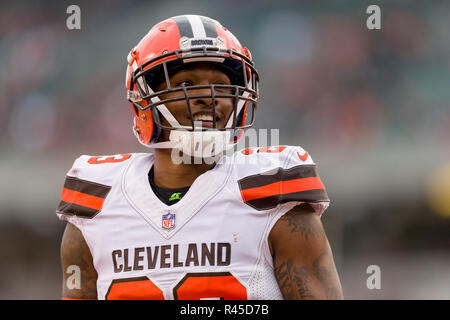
58,15,343,300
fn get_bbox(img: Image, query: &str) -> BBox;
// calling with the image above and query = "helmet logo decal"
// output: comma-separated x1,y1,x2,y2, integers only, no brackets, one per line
180,36,226,51
190,39,213,46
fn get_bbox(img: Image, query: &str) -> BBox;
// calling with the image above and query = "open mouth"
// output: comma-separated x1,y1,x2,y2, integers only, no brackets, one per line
188,111,222,128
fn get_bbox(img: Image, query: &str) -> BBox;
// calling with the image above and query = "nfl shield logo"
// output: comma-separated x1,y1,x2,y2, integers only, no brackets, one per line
162,213,176,230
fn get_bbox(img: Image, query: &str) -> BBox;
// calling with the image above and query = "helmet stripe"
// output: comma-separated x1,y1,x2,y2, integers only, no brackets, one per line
200,16,218,38
172,15,194,38
186,15,207,38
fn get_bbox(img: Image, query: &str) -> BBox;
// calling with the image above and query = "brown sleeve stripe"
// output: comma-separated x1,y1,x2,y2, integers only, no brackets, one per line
244,189,329,211
57,176,111,218
240,177,325,202
238,165,329,211
63,176,111,198
57,201,102,218
238,165,319,190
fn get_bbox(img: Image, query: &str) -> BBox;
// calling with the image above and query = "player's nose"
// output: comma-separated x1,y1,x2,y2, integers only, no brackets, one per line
189,85,217,108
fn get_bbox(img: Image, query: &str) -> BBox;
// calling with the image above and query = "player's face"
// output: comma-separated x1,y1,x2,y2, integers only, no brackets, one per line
155,63,234,130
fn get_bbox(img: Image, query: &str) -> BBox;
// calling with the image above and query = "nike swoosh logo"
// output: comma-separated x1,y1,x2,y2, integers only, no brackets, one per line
297,151,309,161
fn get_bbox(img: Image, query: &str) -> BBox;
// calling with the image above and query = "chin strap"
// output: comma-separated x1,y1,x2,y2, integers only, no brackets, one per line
145,129,234,159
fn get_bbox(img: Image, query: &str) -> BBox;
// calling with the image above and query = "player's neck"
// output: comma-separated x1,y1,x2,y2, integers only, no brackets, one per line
152,149,215,189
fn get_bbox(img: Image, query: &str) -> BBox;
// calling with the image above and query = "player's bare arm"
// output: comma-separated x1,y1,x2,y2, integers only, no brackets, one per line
269,203,343,300
61,222,98,299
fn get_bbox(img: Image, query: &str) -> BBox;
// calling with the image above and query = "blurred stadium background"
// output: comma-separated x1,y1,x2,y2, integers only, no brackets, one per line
1,0,450,299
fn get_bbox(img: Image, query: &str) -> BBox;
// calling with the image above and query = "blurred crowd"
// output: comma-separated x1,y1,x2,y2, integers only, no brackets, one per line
1,1,449,154
1,0,450,299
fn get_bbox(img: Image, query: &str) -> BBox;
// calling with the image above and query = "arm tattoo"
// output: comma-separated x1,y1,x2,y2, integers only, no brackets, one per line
312,251,343,299
271,205,343,299
278,206,324,241
274,260,315,300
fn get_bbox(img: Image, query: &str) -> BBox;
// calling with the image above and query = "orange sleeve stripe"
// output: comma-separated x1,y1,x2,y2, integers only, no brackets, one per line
61,188,105,211
240,177,325,202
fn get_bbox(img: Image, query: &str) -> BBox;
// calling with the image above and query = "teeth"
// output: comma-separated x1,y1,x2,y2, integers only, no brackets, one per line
193,114,214,121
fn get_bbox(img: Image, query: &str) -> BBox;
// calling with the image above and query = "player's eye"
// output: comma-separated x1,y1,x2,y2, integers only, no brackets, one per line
176,80,194,87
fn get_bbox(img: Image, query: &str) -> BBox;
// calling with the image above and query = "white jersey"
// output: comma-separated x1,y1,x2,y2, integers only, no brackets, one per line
56,146,329,300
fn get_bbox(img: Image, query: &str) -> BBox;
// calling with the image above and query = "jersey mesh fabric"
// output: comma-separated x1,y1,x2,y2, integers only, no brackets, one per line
247,255,283,299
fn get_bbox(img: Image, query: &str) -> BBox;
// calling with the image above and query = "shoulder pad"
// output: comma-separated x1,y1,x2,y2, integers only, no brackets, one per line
233,146,329,211
68,153,134,185
56,153,136,220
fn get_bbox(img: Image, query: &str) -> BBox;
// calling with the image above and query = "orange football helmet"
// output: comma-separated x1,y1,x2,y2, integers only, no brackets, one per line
125,15,259,149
